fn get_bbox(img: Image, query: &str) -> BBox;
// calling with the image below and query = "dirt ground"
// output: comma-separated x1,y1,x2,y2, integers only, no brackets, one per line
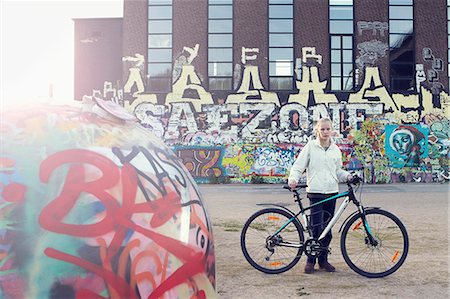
198,183,450,299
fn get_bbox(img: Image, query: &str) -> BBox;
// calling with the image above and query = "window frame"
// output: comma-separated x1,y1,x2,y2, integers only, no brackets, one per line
208,0,234,91
268,0,294,91
329,0,354,91
388,0,415,92
147,0,173,93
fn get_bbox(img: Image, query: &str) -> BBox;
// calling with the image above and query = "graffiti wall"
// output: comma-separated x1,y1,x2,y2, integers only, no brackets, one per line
89,44,449,184
0,103,215,298
385,124,429,168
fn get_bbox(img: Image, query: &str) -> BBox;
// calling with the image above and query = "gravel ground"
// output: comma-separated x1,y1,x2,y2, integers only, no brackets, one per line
198,183,450,299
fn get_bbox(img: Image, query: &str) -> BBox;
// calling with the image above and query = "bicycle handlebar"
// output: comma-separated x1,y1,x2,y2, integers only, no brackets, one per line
347,173,362,185
284,173,361,193
282,184,307,192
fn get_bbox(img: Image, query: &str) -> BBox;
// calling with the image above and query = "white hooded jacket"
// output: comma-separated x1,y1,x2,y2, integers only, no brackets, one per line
288,139,350,194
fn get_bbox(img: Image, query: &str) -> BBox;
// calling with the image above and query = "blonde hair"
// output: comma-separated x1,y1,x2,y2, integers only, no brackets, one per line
314,118,333,136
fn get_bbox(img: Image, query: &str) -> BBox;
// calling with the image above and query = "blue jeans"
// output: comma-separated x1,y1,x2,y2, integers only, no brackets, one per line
307,192,337,264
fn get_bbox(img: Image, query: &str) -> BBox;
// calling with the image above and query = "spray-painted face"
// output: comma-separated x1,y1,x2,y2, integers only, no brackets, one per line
392,132,413,155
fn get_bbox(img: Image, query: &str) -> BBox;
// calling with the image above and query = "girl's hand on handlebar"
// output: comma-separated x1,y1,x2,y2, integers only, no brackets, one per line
348,173,361,184
288,180,298,189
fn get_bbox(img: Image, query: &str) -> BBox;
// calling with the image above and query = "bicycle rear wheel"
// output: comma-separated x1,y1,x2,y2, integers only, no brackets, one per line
240,208,304,274
341,209,409,278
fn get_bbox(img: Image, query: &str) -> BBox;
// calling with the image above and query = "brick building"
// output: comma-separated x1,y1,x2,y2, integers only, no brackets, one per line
121,0,448,94
75,0,449,184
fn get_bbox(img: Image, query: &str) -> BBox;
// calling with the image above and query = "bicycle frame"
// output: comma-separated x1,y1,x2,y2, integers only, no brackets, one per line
312,192,351,241
272,184,376,245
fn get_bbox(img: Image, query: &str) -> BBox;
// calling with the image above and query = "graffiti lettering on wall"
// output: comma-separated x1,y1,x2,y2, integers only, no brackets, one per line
422,48,444,95
116,47,446,142
357,21,388,36
86,44,448,183
123,53,145,97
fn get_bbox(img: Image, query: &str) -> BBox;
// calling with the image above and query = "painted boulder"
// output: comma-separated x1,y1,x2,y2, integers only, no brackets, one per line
0,100,215,298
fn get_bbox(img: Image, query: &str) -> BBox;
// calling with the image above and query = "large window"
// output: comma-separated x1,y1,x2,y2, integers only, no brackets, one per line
329,0,354,91
269,0,294,90
389,0,415,91
148,0,173,92
208,0,233,90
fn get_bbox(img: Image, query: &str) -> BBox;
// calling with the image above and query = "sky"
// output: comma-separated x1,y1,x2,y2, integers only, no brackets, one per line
1,0,123,104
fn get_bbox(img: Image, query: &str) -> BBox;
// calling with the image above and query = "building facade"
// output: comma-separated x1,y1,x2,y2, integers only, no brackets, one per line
77,0,449,184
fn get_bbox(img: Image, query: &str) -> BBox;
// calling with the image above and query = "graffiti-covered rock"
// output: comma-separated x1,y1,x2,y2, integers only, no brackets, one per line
0,101,215,298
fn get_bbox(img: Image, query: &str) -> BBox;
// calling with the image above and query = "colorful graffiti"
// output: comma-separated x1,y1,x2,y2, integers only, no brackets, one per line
173,147,225,183
0,102,215,298
87,44,448,184
385,125,428,168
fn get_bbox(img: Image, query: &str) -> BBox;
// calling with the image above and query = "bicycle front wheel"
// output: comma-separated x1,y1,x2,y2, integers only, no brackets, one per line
240,208,304,274
341,209,409,278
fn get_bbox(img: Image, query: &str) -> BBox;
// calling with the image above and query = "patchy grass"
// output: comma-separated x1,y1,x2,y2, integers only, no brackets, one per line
296,287,310,296
249,222,267,231
215,220,243,232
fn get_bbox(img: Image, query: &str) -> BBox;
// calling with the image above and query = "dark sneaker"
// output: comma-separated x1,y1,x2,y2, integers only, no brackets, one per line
319,261,336,272
304,262,315,274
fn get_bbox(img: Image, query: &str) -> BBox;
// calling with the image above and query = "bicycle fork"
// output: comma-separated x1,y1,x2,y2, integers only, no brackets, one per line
357,208,379,247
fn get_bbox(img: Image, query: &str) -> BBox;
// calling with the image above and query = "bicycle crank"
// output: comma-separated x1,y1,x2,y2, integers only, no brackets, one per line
304,239,327,258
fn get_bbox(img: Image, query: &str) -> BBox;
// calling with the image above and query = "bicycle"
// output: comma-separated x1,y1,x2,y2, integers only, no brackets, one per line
240,174,409,278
